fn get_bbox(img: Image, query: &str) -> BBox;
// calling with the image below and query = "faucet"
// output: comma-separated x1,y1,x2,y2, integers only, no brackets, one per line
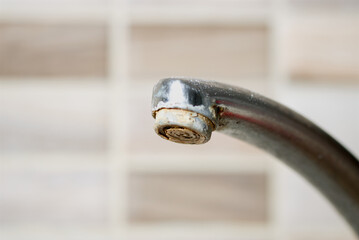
151,77,359,235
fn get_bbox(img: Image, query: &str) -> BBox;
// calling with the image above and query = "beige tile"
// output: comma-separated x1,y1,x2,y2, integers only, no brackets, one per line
1,0,107,8
288,16,359,83
130,25,268,82
0,169,108,225
129,173,267,222
0,22,107,77
0,84,107,152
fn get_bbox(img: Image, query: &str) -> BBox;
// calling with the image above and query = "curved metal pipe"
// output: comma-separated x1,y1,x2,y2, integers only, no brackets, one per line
151,77,359,235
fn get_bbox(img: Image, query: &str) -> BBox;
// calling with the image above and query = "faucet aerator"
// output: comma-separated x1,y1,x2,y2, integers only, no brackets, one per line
154,108,214,144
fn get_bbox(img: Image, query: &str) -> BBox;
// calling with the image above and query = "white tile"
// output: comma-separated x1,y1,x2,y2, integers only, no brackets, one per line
0,169,109,225
0,84,107,152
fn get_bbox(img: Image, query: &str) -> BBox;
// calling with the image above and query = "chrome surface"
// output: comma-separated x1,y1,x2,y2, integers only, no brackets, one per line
152,77,359,235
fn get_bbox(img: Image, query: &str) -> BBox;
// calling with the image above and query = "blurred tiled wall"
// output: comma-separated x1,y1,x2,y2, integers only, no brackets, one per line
0,0,358,240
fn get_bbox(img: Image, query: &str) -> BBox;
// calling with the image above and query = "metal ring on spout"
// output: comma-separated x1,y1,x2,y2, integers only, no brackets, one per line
154,108,214,144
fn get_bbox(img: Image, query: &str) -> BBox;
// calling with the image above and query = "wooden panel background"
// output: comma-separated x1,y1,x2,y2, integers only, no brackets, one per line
0,23,107,77
129,173,267,222
130,25,268,82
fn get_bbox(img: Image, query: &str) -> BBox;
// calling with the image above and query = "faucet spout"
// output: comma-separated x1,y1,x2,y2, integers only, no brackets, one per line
152,77,359,235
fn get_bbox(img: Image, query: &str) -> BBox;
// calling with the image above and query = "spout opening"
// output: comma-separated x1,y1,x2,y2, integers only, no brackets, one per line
154,109,214,144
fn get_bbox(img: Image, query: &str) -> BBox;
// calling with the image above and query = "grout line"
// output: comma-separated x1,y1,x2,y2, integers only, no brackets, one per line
0,153,107,171
128,222,271,239
0,10,109,22
266,4,287,233
107,0,130,238
130,7,270,26
267,0,290,96
267,1,288,239
129,154,272,173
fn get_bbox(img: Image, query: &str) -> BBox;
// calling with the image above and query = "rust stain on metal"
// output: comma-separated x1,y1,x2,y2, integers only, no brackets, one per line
164,126,202,144
154,108,214,144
